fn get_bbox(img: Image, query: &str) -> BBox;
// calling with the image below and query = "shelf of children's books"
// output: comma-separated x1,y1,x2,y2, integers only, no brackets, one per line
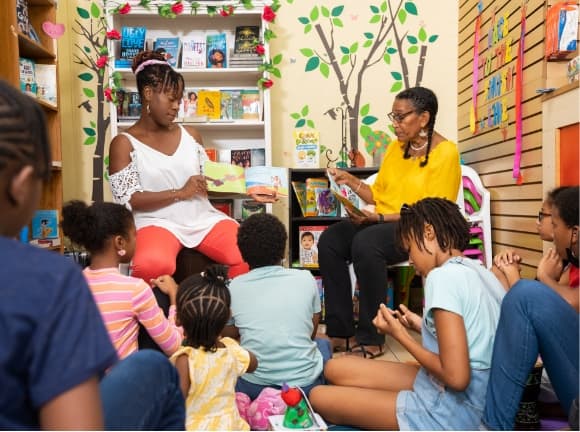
291,216,344,223
18,33,56,59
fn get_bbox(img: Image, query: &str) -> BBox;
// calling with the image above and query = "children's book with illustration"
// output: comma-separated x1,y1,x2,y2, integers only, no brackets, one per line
31,209,59,239
19,57,36,96
291,181,308,217
116,26,147,68
304,177,328,217
206,33,227,68
327,171,365,217
154,37,180,68
35,64,57,106
294,130,320,168
241,89,261,120
181,36,206,69
204,161,288,197
298,225,327,268
196,90,221,120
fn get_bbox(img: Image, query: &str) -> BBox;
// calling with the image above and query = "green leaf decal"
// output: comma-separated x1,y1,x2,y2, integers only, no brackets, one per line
77,7,90,19
307,120,315,129
363,40,373,48
321,6,330,17
90,2,100,18
370,5,379,13
305,56,320,72
82,88,95,98
340,46,349,54
418,27,427,42
397,9,407,24
359,125,372,139
386,47,397,54
349,42,359,53
383,53,391,64
408,46,419,54
90,121,96,128
320,62,330,78
391,71,402,80
362,116,378,125
290,112,301,120
428,35,439,43
298,16,310,25
369,15,381,24
296,119,306,128
404,1,418,15
310,6,319,21
333,18,343,27
360,103,370,116
272,54,283,65
407,35,418,44
380,1,388,13
304,24,312,34
390,81,403,93
300,48,314,57
78,72,93,82
340,54,349,64
364,32,373,39
84,136,96,145
301,105,309,116
331,5,344,16
83,127,96,137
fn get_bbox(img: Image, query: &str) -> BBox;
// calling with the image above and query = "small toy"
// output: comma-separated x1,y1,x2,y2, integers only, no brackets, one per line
281,384,314,429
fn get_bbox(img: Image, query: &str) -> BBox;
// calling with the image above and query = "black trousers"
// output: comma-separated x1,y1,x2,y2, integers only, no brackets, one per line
318,220,407,345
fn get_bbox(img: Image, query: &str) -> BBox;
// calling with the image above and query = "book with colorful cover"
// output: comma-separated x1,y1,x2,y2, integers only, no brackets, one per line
299,225,327,268
294,130,320,168
234,25,260,55
304,177,328,217
31,209,59,239
19,57,36,96
231,149,251,167
206,33,227,68
241,89,260,120
181,36,206,69
35,64,57,106
327,171,364,217
241,200,266,220
291,181,307,217
154,37,180,68
196,90,221,120
204,161,288,197
116,26,146,68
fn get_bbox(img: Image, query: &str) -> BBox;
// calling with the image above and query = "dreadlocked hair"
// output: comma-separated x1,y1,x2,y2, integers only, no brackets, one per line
177,264,232,352
132,50,184,102
397,86,438,168
0,79,51,180
397,197,470,254
237,213,287,269
61,200,134,254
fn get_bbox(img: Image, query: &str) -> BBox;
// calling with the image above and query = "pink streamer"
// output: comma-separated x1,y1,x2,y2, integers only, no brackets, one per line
513,6,525,179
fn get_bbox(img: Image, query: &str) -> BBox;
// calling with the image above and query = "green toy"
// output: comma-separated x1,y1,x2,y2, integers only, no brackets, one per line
281,384,314,429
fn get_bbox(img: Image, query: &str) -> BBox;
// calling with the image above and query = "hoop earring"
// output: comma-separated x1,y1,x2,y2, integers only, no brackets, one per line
117,249,126,257
419,128,427,138
146,104,151,115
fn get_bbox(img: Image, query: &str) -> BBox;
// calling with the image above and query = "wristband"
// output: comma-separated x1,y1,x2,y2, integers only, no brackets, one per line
172,189,180,202
378,213,384,223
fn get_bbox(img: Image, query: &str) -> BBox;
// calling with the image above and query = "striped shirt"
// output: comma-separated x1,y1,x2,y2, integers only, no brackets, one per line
83,267,182,359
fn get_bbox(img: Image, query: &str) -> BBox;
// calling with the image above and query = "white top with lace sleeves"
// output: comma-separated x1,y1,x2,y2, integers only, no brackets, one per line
108,151,143,210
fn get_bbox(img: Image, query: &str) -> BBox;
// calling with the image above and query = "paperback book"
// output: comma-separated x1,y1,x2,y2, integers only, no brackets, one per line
233,25,260,55
196,89,221,120
241,89,260,120
298,225,327,268
116,26,146,68
35,64,57,106
204,161,288,197
181,36,206,69
304,177,328,217
19,57,36,96
327,172,364,217
154,37,180,68
294,130,320,168
206,33,227,68
31,209,59,239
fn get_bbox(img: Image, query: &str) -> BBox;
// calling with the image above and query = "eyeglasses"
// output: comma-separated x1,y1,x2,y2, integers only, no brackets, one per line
387,110,415,123
538,211,552,222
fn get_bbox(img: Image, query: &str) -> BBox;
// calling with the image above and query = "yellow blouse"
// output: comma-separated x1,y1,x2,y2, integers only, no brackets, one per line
370,140,461,214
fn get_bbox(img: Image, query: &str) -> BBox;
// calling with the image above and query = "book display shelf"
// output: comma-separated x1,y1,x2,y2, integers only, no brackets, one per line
106,2,273,219
0,0,63,251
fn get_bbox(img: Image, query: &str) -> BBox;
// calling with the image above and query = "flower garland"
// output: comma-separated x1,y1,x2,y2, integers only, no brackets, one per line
103,0,282,104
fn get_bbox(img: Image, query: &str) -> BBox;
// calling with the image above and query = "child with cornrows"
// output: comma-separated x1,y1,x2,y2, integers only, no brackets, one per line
61,200,183,359
155,264,258,431
310,197,505,430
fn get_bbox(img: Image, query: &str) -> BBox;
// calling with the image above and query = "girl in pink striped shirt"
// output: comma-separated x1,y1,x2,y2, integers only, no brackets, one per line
62,200,183,359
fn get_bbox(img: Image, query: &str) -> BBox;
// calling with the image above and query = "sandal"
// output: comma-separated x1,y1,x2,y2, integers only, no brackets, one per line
348,344,385,359
330,337,356,353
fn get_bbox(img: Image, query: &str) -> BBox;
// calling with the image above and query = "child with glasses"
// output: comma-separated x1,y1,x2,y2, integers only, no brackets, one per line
310,198,504,430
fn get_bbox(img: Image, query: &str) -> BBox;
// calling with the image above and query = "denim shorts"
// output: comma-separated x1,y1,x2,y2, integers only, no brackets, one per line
396,367,489,430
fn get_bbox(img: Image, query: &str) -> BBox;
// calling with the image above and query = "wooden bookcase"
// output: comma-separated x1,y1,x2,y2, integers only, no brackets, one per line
0,0,62,251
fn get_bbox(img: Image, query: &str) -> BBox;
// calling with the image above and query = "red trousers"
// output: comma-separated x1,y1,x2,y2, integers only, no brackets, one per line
131,219,249,282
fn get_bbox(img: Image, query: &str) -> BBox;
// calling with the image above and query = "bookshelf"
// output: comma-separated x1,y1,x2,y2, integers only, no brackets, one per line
106,3,273,218
0,0,63,251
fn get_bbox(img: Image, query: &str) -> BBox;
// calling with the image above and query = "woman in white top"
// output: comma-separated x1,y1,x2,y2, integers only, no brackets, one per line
109,50,249,284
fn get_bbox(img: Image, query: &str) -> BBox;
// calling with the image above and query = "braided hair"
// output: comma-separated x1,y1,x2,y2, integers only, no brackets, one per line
397,86,438,167
0,79,51,181
177,264,232,352
397,198,470,254
132,50,184,102
61,200,134,254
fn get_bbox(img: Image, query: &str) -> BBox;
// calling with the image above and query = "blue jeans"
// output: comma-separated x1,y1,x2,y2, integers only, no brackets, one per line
100,350,185,430
235,337,332,400
483,280,579,430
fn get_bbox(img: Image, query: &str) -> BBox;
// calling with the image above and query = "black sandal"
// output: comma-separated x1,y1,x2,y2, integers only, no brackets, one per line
349,344,385,359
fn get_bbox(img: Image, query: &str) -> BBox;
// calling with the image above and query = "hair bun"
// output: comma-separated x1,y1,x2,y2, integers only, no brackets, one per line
131,49,166,73
202,264,229,284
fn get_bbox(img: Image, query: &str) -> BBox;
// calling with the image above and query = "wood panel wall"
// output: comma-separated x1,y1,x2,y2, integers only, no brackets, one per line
458,0,551,278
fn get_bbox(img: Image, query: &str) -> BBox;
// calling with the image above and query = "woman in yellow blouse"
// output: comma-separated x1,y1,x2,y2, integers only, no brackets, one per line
319,86,461,358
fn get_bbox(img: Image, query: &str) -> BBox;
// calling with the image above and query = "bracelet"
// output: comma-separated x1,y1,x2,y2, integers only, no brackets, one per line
354,180,363,193
378,213,384,223
171,189,180,202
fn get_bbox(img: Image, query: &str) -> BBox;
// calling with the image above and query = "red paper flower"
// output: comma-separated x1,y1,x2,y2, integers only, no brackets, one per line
118,2,131,14
96,55,108,69
255,44,266,56
104,88,114,102
219,5,234,16
260,78,274,89
106,29,121,40
262,5,276,22
171,1,184,15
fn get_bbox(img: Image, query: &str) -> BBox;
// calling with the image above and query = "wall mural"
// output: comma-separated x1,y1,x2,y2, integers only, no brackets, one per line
292,1,439,167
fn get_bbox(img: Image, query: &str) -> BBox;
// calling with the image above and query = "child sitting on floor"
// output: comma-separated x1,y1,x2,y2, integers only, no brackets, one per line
155,264,258,430
309,197,505,430
224,213,332,400
62,200,183,359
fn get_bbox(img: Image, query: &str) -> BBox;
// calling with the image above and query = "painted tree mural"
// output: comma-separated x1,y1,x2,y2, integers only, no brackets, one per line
297,1,439,166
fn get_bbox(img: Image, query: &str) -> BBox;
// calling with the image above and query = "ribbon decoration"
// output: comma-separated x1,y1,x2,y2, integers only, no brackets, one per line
469,6,482,134
513,3,526,179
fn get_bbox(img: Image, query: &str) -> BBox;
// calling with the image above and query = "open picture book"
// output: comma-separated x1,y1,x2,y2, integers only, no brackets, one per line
326,170,366,217
204,161,288,197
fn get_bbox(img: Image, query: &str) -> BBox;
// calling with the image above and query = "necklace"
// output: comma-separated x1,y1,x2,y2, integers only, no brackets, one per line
409,141,428,151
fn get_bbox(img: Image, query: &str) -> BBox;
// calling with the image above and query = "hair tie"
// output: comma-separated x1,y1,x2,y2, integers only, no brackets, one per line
134,59,168,76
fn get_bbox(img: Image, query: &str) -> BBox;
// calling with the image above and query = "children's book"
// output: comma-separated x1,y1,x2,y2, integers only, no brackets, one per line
327,171,364,217
196,89,221,120
250,148,266,166
31,209,59,239
241,89,260,120
181,36,206,69
220,90,234,120
316,188,338,217
330,190,365,217
116,26,146,68
241,200,266,220
206,33,227,68
154,37,180,68
182,88,200,119
293,130,320,168
204,161,288,197
231,149,251,167
291,181,307,217
234,25,260,55
298,225,327,268
16,0,30,35
304,177,328,217
19,57,36,96
35,64,57,106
